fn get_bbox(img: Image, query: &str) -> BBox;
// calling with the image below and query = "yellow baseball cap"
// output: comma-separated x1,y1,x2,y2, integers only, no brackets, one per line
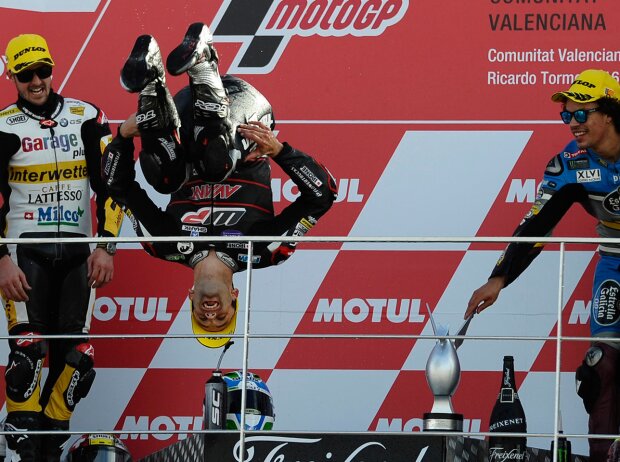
551,69,620,103
190,298,238,348
5,34,55,74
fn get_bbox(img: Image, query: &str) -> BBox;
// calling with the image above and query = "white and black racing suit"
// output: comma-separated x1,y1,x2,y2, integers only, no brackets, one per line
0,91,123,458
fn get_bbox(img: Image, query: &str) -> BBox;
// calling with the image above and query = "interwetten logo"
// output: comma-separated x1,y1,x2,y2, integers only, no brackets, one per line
9,161,88,184
212,0,409,73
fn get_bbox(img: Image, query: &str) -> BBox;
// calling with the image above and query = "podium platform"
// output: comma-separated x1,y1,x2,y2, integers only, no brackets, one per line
139,432,590,462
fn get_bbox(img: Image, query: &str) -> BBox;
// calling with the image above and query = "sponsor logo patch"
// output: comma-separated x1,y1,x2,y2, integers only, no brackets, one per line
70,106,85,116
7,114,27,125
568,159,590,170
594,279,620,327
603,188,620,214
9,160,88,184
576,169,601,183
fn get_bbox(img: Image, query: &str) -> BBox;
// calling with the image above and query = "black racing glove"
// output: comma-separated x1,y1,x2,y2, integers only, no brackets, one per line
101,133,136,206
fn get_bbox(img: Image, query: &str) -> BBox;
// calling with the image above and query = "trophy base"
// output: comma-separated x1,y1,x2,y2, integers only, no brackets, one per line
423,412,463,432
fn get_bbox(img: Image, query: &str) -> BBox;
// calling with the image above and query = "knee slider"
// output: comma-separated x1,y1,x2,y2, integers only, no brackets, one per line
64,343,96,408
5,334,47,402
575,346,603,414
139,132,187,193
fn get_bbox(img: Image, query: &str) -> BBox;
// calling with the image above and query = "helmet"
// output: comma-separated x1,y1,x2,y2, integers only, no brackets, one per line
223,370,275,430
609,439,620,462
67,433,132,462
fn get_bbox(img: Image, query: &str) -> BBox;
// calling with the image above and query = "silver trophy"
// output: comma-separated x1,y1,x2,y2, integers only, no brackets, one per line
423,304,473,432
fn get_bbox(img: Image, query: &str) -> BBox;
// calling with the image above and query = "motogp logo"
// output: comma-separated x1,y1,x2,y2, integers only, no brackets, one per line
212,0,409,73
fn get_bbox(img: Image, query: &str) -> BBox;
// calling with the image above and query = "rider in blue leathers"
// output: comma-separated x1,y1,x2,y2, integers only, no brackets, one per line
466,69,620,462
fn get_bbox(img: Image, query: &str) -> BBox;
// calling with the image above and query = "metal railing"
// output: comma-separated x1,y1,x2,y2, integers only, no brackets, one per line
0,234,617,461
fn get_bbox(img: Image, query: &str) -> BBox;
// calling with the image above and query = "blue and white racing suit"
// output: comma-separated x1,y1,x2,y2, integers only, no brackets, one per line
490,139,620,461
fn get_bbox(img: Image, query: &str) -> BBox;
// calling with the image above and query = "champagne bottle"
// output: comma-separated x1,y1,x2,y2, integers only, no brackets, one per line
488,356,527,461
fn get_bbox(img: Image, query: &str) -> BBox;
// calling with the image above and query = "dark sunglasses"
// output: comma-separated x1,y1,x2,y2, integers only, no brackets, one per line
14,65,53,83
560,107,599,124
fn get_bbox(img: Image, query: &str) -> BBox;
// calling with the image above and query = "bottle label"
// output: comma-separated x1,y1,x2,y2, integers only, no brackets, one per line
489,446,528,461
488,417,525,432
504,367,512,386
500,388,515,403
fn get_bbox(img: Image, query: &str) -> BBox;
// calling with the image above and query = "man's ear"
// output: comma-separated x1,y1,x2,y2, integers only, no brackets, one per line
232,287,239,299
188,287,195,298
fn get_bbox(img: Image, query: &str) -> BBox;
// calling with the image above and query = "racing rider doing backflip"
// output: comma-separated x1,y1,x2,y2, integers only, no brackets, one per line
465,69,620,462
0,34,124,461
102,22,337,348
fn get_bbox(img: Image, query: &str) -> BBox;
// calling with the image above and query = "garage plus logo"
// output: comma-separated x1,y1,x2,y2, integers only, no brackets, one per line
212,0,409,74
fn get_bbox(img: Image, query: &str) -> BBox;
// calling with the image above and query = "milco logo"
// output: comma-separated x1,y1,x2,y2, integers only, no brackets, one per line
212,0,409,73
38,205,84,226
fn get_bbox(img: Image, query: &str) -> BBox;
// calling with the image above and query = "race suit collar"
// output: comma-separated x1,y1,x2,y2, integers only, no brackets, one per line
17,91,62,120
189,249,239,272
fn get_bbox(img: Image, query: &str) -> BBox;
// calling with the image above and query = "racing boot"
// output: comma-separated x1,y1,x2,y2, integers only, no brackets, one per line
166,22,230,121
4,412,41,461
40,415,69,462
121,35,180,132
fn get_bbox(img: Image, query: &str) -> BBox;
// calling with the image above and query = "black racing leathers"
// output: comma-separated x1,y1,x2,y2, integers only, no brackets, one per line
107,76,337,270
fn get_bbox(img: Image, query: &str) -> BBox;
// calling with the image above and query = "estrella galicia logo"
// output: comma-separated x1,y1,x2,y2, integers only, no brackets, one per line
594,279,620,327
212,0,409,73
603,187,620,215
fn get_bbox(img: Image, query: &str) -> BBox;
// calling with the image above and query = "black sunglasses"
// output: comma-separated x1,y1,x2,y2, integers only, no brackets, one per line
14,65,53,83
560,107,599,124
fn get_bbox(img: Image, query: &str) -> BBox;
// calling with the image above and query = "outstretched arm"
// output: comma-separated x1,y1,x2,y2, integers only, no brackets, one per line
465,276,506,319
